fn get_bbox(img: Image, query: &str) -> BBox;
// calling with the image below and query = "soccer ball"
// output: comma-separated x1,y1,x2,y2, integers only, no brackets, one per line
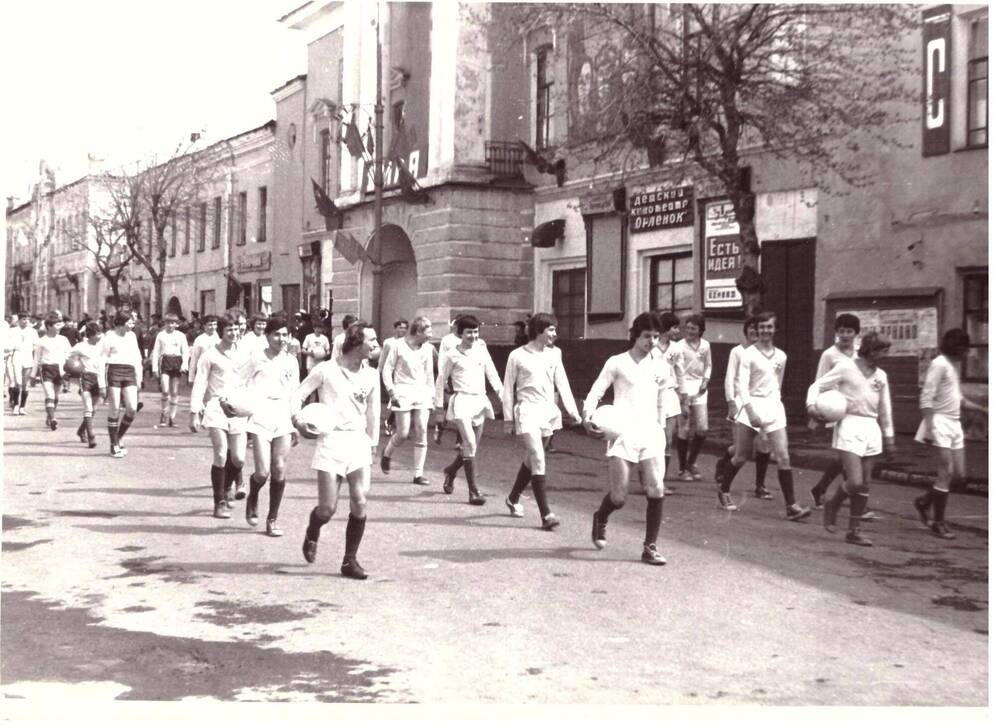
63,357,85,377
588,405,629,441
814,389,848,422
219,388,263,418
293,402,336,439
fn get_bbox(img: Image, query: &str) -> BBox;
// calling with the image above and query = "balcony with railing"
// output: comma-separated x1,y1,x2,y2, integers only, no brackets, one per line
484,141,525,179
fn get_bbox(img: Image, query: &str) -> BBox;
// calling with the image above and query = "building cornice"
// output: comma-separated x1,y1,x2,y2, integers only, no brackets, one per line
280,1,344,45
271,74,307,102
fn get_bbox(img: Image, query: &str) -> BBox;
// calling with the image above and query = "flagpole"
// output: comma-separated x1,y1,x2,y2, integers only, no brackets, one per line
371,0,384,335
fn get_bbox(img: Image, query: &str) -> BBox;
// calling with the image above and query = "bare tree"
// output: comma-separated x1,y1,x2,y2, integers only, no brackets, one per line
99,139,220,317
497,3,920,312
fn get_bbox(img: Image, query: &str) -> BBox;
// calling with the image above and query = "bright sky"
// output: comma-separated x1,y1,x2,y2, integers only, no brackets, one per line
0,0,307,202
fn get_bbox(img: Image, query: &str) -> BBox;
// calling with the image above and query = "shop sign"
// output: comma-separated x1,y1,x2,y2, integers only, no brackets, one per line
922,6,951,156
580,191,616,216
703,200,743,308
237,251,271,273
629,185,693,232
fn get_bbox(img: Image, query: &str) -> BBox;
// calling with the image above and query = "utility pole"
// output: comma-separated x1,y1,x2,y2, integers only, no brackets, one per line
371,0,384,335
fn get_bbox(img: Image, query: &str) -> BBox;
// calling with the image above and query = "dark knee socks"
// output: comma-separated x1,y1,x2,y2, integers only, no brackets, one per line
306,506,333,542
210,465,225,503
931,488,950,523
223,456,244,491
462,457,478,493
344,513,367,560
676,438,689,472
596,493,624,523
529,474,550,518
754,452,770,488
645,496,664,546
19,388,28,407
266,479,286,522
247,473,267,511
107,416,120,451
848,489,869,531
444,453,464,476
508,463,531,503
719,458,742,494
117,413,135,441
777,469,796,506
688,434,705,467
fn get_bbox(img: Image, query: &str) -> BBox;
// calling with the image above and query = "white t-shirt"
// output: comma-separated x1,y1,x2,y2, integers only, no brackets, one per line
294,360,381,437
735,344,787,408
583,351,666,429
807,358,894,436
435,343,503,407
677,337,712,398
35,333,72,366
919,354,962,419
502,344,578,421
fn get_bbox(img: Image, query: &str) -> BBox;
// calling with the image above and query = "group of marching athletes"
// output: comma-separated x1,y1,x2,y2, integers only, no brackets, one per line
5,303,984,576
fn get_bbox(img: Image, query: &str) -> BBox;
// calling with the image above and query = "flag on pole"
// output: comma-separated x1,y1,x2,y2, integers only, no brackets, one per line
341,121,366,158
333,229,370,266
311,178,341,231
394,158,430,204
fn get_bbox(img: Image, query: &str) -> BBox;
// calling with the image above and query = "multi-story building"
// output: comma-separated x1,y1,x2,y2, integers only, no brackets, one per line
279,0,535,340
158,121,276,319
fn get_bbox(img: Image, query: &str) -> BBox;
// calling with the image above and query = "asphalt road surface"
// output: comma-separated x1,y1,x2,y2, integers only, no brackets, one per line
1,394,988,708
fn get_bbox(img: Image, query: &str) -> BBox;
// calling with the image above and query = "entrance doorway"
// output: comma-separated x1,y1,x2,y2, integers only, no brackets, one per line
361,224,417,338
761,238,815,420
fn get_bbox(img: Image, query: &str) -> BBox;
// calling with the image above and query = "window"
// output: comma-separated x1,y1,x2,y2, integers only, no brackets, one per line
649,253,694,315
183,207,190,254
319,129,331,194
552,268,586,339
212,197,222,249
968,15,988,147
535,45,554,150
236,191,247,246
257,187,267,242
585,214,626,321
198,202,207,252
962,270,987,382
169,212,177,257
258,280,272,315
200,289,216,316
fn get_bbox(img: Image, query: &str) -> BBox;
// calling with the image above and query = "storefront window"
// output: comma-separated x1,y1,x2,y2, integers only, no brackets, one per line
963,270,987,381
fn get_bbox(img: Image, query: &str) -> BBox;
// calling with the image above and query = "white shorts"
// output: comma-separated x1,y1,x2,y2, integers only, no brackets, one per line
681,379,708,405
390,382,435,411
247,397,296,441
311,430,374,476
660,388,681,422
607,423,666,464
446,392,494,427
915,414,964,450
13,350,33,372
736,395,787,435
513,400,562,437
833,414,883,457
201,397,249,434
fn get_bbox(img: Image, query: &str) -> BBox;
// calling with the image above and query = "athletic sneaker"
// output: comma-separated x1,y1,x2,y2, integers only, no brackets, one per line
433,422,444,445
302,536,318,563
111,447,126,459
442,469,456,495
234,480,247,500
504,496,525,518
87,438,97,449
541,513,560,531
663,485,676,496
678,470,694,482
810,486,825,509
341,557,368,580
785,504,811,521
591,512,607,550
17,408,26,416
159,413,168,427
689,464,702,481
213,501,231,519
860,509,880,521
380,455,391,474
753,487,773,500
641,543,667,566
930,521,956,540
913,496,931,527
846,529,873,547
468,489,486,506
265,519,284,537
48,418,58,431
717,490,737,511
412,476,431,486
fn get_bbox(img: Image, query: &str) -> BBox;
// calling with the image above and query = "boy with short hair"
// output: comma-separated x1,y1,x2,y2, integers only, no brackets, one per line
32,313,72,429
676,313,711,481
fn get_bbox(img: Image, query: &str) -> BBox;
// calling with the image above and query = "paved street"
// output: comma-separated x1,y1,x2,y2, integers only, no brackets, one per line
1,392,988,707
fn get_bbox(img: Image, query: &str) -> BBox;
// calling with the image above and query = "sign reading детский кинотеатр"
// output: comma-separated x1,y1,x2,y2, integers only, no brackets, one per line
629,185,694,232
703,200,743,308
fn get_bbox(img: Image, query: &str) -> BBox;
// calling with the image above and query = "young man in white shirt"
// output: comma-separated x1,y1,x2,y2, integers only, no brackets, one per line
69,321,107,448
583,312,669,566
912,329,988,540
650,311,685,495
716,311,810,521
807,332,895,546
190,313,250,518
714,318,773,499
332,314,358,359
102,311,144,457
502,313,581,529
188,315,219,431
435,315,503,505
151,313,190,428
808,313,860,507
32,313,72,430
380,317,435,484
294,320,381,580
676,313,712,481
10,314,39,415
